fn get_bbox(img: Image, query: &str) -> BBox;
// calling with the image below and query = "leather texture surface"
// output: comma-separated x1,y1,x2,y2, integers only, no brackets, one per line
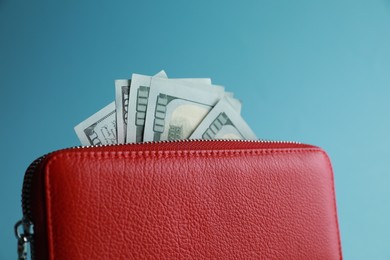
31,141,342,259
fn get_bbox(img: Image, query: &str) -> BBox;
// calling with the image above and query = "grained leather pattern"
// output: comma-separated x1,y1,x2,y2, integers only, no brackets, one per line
32,142,342,259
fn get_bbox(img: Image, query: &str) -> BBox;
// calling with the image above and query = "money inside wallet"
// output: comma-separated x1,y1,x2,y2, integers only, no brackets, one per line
74,70,257,145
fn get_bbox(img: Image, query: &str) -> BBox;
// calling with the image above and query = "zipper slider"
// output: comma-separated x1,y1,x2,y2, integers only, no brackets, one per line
14,219,33,260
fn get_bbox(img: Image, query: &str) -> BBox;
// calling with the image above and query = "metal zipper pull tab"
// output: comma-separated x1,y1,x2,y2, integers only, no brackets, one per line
15,219,33,260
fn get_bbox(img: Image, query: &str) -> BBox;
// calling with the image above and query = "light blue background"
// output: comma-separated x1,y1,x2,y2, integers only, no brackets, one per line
1,0,389,259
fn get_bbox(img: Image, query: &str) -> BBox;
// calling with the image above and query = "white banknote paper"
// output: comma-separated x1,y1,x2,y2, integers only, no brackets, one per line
74,69,257,145
115,79,131,144
74,102,117,146
126,74,213,143
189,97,257,140
143,77,225,142
126,71,168,143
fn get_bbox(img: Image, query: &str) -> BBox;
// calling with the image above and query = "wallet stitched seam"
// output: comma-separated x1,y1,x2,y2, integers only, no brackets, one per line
44,148,342,259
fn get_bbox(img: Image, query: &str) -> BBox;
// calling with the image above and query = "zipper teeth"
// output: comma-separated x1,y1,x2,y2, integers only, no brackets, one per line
22,157,45,220
75,138,301,149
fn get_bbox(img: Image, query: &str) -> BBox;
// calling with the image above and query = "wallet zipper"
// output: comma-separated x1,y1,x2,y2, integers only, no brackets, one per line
15,139,303,260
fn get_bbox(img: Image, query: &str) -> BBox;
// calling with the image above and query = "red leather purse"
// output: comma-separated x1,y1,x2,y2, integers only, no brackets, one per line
16,140,342,259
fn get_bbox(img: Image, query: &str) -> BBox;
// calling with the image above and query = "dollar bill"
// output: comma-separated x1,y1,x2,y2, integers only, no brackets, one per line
115,79,131,144
189,97,257,140
225,92,242,114
115,71,168,144
126,75,214,143
125,72,168,143
74,102,117,146
143,77,225,142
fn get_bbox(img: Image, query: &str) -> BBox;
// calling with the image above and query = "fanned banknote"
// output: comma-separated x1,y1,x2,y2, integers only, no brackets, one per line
115,79,131,144
74,102,117,146
189,97,257,140
116,71,167,144
225,92,242,114
126,75,213,143
125,72,169,143
143,77,225,142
